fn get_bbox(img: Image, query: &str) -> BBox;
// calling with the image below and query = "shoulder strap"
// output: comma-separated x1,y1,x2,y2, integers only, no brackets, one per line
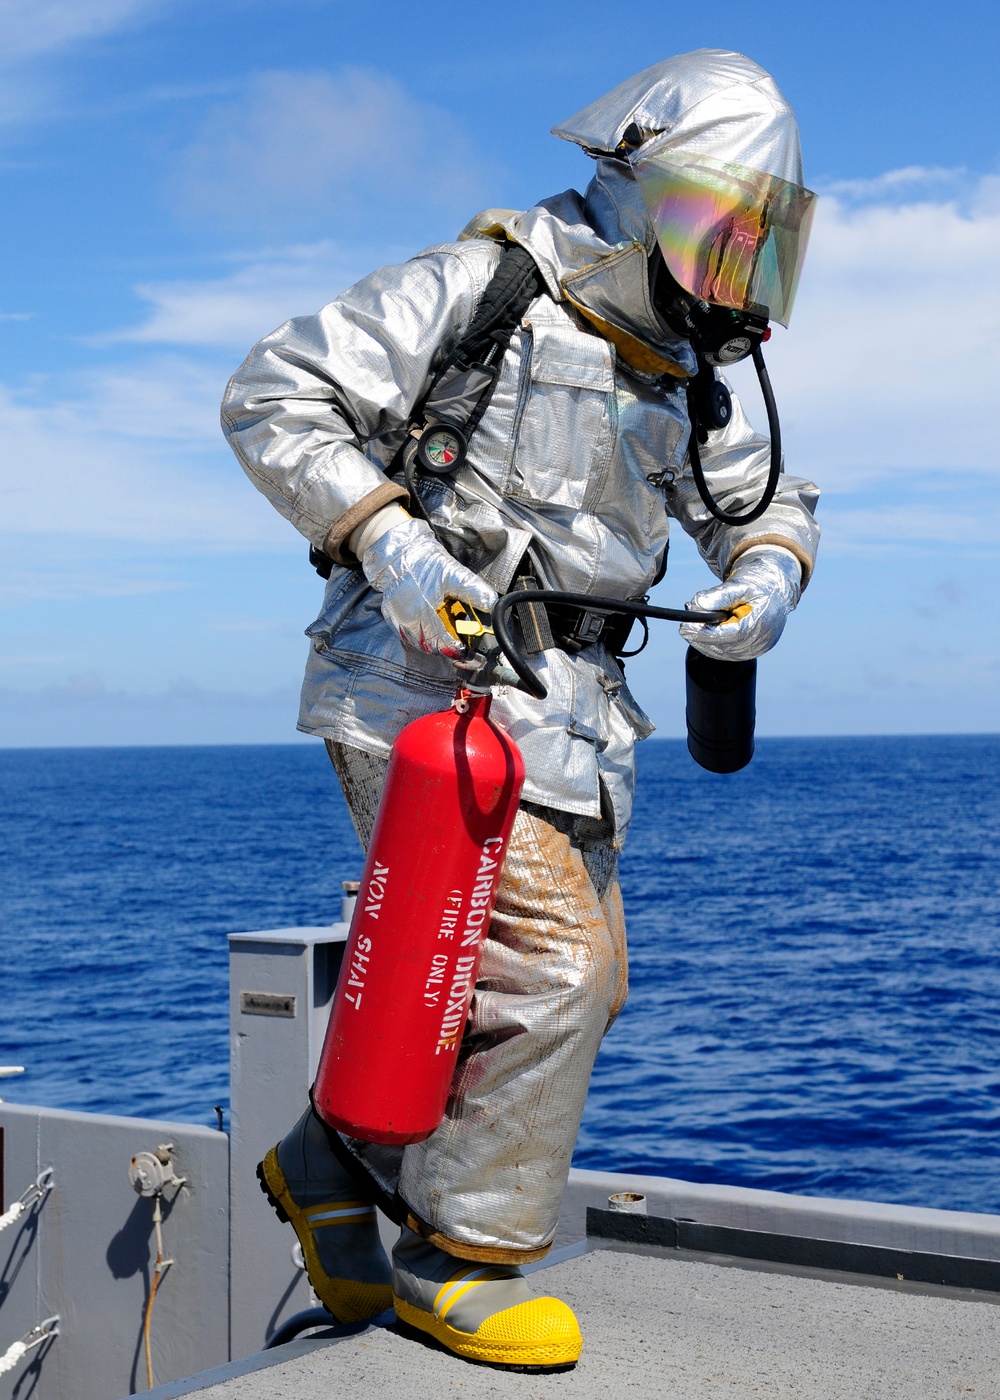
443,244,542,381
418,242,543,436
310,243,543,578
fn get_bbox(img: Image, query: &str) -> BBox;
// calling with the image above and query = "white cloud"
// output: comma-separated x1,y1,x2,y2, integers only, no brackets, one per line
818,165,967,200
0,562,185,604
98,242,380,349
0,359,288,544
740,171,1000,504
0,0,158,60
165,67,499,238
48,354,220,440
1,243,397,551
818,490,1000,552
0,0,165,129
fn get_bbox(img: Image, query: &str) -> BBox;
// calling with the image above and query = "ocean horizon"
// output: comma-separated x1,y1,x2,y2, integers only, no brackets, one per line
3,733,998,1214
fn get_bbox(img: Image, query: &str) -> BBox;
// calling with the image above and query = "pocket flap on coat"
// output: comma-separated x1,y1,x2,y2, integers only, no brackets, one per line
528,320,615,392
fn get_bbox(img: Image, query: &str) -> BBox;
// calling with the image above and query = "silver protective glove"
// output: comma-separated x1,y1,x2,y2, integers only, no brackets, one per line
679,548,802,662
360,516,497,659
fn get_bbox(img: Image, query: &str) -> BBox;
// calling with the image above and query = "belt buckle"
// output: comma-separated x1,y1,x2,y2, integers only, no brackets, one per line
572,610,605,647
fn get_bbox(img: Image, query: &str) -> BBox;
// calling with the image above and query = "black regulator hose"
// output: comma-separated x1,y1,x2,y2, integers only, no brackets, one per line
491,589,727,701
688,345,782,527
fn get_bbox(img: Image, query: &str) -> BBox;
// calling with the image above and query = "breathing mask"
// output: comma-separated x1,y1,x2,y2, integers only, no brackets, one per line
650,257,771,368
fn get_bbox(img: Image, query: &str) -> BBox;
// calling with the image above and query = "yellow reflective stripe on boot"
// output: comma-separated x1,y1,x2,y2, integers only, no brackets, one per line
434,1268,510,1322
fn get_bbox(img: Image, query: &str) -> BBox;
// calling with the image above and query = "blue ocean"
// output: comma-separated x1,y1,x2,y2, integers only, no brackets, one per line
2,736,998,1214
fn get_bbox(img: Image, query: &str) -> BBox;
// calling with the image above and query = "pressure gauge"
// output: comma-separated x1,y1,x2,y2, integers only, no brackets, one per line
416,421,467,475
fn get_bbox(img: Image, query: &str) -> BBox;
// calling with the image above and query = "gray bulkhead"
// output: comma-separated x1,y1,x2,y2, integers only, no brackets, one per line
0,922,353,1398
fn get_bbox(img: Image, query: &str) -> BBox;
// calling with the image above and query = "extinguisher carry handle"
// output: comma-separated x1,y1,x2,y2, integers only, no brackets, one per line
491,590,728,700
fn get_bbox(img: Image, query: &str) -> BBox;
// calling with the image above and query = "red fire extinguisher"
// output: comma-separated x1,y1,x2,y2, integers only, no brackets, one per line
313,689,525,1145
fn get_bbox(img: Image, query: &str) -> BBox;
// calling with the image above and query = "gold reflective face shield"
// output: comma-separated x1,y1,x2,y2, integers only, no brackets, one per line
629,141,816,327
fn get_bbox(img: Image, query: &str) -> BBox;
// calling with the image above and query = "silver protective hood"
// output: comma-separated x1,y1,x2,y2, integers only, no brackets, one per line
461,52,804,373
552,48,804,187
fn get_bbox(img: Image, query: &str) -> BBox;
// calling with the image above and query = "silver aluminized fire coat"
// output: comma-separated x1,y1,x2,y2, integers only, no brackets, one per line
326,741,626,1262
221,55,819,836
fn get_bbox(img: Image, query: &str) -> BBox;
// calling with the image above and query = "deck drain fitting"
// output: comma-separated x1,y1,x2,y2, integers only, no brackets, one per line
341,880,360,924
607,1191,647,1215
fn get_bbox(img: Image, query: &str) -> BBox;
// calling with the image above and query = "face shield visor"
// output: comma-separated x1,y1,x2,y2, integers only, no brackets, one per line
629,137,816,327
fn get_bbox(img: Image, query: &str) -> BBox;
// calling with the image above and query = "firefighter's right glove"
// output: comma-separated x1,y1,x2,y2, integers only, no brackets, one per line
360,516,497,659
679,547,801,662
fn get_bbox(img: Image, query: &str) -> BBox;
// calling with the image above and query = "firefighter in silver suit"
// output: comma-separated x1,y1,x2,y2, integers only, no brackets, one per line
222,50,820,1370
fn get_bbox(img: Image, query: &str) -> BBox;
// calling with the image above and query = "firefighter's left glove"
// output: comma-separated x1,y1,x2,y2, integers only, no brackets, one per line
360,516,497,659
679,547,801,662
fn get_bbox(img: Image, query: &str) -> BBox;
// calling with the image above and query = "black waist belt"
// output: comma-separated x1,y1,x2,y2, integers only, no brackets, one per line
307,551,637,657
509,575,635,658
545,602,635,655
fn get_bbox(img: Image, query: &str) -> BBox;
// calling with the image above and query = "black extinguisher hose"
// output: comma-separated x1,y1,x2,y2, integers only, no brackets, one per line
491,589,727,701
491,589,756,774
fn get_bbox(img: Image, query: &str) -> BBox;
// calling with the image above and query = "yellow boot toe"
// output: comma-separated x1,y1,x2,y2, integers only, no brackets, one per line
394,1291,582,1371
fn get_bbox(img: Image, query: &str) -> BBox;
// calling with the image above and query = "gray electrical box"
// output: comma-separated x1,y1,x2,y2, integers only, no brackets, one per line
0,920,354,1398
227,924,349,1358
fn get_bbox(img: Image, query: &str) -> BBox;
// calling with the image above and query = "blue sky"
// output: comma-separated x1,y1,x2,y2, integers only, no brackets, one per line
1,0,998,745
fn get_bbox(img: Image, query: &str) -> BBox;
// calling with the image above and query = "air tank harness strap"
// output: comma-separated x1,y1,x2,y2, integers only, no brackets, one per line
399,243,542,524
308,243,543,580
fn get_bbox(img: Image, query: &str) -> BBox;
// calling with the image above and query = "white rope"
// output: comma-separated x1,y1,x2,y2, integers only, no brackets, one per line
0,1169,53,1234
143,1193,175,1390
0,1317,59,1375
0,1342,26,1376
0,1203,24,1234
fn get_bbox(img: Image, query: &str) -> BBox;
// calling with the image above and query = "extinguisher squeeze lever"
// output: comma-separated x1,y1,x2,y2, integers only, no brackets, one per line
490,590,728,700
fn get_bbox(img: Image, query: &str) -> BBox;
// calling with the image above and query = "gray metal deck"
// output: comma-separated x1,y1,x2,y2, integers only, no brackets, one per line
149,1241,1000,1400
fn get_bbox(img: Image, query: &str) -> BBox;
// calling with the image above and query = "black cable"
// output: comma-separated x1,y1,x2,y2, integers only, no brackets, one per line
492,589,727,701
264,1307,337,1348
403,442,433,525
617,614,649,658
264,1305,396,1348
687,345,782,526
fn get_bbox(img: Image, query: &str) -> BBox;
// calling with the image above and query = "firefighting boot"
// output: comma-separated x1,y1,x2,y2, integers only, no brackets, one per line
257,1106,392,1322
391,1227,581,1371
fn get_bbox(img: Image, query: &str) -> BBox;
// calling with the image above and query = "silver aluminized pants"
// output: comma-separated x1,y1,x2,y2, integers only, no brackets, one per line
325,739,628,1264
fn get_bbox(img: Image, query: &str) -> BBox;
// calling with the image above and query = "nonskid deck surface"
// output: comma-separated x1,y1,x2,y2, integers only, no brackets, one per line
151,1244,1000,1400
